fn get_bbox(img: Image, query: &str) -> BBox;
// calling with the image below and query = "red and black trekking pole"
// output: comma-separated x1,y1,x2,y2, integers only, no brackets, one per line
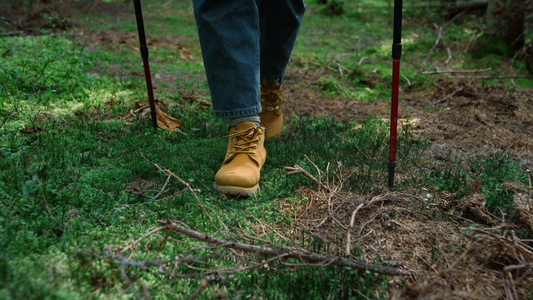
388,0,403,188
133,0,158,130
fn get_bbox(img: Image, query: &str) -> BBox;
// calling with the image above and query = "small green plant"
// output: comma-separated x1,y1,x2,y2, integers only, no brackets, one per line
431,159,469,197
471,153,526,217
0,36,96,109
39,13,67,34
428,151,527,219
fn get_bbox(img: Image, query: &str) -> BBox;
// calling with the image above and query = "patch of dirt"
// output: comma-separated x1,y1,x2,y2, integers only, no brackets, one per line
279,69,533,298
1,0,76,34
278,185,533,299
283,70,533,166
0,0,130,34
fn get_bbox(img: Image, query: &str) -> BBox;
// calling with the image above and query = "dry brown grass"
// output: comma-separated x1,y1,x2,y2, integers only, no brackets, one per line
277,160,533,299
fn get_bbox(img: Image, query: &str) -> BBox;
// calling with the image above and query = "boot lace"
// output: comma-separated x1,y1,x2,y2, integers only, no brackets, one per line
260,87,282,113
226,126,263,157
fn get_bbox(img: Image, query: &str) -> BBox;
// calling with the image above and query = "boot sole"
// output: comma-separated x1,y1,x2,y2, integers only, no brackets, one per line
214,183,259,197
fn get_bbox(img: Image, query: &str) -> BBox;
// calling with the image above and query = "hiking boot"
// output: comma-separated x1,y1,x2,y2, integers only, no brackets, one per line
214,122,267,196
258,82,283,139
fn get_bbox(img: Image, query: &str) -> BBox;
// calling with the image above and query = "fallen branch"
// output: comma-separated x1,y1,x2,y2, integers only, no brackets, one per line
160,219,411,276
422,68,492,75
433,87,464,104
449,75,533,80
415,24,443,80
405,1,488,10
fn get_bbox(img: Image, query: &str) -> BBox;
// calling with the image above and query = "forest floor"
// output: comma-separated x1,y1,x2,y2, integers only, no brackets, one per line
1,0,533,299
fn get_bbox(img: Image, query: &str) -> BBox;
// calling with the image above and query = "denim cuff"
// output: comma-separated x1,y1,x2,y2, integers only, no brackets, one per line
214,104,262,119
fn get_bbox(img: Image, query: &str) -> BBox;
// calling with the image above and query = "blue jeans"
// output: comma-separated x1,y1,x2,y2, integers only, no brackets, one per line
192,0,306,118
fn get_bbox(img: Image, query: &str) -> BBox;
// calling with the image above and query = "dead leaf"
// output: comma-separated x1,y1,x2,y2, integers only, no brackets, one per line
102,98,118,106
178,44,194,60
121,100,182,132
154,103,182,132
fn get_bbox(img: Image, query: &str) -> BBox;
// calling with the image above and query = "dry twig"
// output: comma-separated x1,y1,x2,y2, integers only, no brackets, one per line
346,193,403,255
139,149,218,231
40,195,58,225
284,164,330,192
120,226,167,255
434,87,464,104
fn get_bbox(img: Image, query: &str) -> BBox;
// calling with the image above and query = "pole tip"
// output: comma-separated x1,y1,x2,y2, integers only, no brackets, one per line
388,162,396,189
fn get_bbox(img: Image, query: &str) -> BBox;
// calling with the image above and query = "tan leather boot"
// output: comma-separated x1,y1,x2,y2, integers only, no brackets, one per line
258,83,283,139
214,122,267,196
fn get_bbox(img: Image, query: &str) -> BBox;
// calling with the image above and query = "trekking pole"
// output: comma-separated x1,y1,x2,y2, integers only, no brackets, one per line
388,0,403,189
133,0,158,130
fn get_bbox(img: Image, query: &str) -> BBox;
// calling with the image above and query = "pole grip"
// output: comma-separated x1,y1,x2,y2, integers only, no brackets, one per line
393,0,403,44
392,43,402,59
134,0,149,59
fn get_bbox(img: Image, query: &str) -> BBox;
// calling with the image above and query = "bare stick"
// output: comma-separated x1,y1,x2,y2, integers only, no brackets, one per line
450,74,533,80
346,194,397,255
121,226,167,254
40,195,58,225
445,46,452,64
153,174,172,200
187,277,209,300
402,75,412,87
160,219,410,276
433,87,464,104
504,263,533,272
526,169,533,232
314,196,353,229
0,109,12,131
415,24,443,79
139,149,218,231
284,164,330,192
248,213,292,245
422,68,492,75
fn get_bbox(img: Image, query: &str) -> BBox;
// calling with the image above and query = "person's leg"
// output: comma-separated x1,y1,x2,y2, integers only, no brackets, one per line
257,0,305,138
192,0,262,119
192,0,266,196
258,0,306,83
